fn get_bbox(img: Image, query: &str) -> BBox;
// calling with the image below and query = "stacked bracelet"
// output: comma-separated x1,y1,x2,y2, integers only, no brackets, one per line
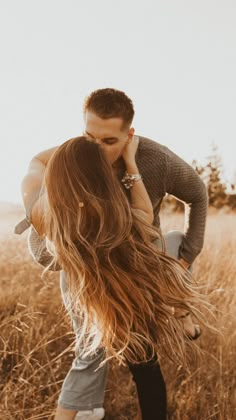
121,171,143,189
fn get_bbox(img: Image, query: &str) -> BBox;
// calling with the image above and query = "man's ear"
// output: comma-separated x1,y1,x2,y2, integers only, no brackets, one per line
127,127,135,140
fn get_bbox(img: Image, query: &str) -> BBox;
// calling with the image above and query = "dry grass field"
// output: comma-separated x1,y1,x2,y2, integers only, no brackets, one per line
0,203,235,419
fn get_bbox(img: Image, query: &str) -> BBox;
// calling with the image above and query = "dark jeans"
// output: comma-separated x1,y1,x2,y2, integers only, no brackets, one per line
127,354,167,420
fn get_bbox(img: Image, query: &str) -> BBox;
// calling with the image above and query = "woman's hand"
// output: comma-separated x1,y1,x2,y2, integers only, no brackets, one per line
179,258,190,270
122,135,139,165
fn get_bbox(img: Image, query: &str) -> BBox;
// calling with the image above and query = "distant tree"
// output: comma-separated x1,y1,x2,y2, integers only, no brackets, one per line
204,143,227,208
229,171,236,193
191,159,208,183
226,171,236,210
227,193,236,210
192,147,236,210
162,142,234,213
161,193,184,213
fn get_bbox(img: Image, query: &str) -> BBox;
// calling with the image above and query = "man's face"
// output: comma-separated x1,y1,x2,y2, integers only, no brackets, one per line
84,110,134,165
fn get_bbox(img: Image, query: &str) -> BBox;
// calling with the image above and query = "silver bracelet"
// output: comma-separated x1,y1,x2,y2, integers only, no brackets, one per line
121,171,143,189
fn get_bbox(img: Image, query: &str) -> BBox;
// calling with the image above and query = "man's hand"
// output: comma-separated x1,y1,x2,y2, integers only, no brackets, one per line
179,258,190,270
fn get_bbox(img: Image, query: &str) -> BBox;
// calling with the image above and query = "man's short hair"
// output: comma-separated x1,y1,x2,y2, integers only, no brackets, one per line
83,88,135,128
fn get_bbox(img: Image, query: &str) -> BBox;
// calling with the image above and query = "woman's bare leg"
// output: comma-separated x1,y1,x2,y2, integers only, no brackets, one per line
54,405,77,420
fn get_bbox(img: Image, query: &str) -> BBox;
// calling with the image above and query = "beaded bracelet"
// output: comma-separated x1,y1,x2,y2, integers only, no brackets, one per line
121,171,143,189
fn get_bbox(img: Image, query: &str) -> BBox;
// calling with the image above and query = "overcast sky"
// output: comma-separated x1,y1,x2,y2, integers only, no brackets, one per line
1,0,235,203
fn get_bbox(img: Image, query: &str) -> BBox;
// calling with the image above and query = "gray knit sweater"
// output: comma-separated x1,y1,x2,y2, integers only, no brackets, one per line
15,136,208,267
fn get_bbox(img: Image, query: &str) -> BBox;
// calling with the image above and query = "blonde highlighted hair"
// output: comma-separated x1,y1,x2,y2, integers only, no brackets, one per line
43,136,212,366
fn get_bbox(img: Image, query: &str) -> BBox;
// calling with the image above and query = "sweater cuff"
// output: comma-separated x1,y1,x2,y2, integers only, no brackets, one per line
178,238,202,265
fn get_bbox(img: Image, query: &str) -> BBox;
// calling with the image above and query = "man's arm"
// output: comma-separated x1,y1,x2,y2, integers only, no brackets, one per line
165,147,208,266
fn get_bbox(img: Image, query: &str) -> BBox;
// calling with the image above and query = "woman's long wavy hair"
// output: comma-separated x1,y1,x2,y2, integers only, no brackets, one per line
43,136,212,366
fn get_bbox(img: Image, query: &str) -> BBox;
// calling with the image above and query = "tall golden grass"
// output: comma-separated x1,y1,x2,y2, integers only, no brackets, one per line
0,207,235,419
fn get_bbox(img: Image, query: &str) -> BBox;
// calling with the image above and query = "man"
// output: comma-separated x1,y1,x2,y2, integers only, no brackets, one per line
15,88,208,419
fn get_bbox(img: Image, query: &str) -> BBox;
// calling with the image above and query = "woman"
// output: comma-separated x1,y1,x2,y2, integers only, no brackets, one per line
20,135,208,419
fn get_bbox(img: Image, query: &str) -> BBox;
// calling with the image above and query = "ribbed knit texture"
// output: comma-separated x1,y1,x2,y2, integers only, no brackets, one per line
135,136,208,264
17,136,208,269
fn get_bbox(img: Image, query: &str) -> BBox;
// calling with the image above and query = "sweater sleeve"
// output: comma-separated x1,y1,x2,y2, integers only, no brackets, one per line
165,147,208,264
14,187,61,271
28,226,61,271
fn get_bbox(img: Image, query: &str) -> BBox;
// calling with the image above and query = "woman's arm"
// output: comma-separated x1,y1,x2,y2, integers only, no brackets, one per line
122,136,154,224
20,147,61,271
21,146,58,235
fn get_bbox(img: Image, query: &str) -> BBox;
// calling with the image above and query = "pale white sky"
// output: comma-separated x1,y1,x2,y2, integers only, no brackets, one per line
1,0,236,203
